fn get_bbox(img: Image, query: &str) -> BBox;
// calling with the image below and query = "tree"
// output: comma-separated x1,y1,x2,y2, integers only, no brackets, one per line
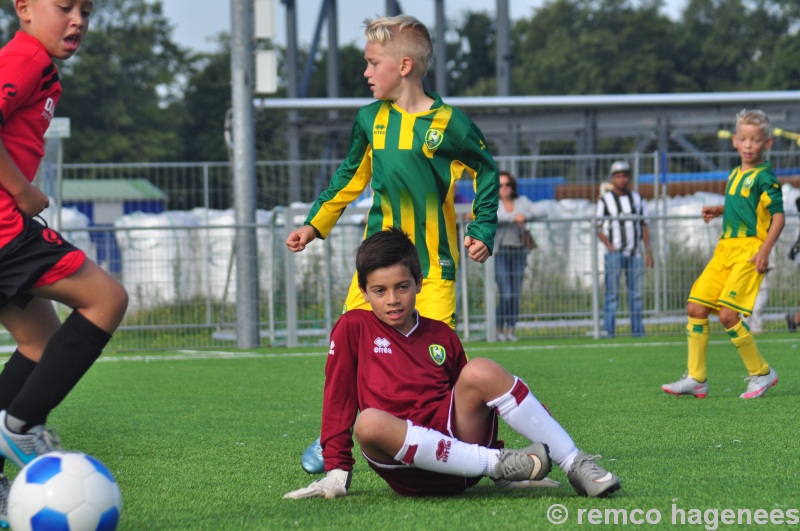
512,0,679,95
54,0,192,163
180,38,232,163
444,11,497,96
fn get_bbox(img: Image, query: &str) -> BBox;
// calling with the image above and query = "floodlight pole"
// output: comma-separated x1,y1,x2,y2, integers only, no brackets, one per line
230,0,260,347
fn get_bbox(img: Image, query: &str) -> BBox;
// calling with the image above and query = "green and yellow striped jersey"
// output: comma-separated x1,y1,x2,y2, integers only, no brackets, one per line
305,92,499,280
720,161,783,241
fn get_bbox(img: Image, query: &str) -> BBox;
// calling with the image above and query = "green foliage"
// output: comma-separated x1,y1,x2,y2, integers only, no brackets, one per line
180,41,232,162
513,0,679,95
30,337,800,529
56,0,193,162
445,11,497,95
6,0,800,163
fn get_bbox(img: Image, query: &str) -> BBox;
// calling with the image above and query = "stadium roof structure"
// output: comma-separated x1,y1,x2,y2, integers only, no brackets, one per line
256,91,800,159
62,179,167,202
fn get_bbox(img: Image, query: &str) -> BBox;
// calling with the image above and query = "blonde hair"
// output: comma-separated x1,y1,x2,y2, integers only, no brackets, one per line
363,16,433,79
736,109,771,138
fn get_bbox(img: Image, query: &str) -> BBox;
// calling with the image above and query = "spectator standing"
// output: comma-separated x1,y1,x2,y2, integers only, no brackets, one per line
596,161,653,337
494,171,538,341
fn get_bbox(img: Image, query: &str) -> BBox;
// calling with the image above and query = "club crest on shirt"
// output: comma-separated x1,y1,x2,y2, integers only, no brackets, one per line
429,344,446,365
743,175,755,190
425,129,444,150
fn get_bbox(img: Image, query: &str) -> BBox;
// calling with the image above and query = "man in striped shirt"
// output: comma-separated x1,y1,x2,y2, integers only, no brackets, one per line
596,161,653,337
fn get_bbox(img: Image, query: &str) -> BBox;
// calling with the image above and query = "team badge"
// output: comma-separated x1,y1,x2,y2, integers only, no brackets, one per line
429,344,446,365
425,129,444,150
742,175,755,190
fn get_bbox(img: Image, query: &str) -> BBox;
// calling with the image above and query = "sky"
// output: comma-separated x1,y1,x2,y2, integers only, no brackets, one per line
162,0,688,53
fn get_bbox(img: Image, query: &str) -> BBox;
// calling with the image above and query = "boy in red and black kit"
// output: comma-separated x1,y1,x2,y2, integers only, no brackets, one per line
0,1,128,524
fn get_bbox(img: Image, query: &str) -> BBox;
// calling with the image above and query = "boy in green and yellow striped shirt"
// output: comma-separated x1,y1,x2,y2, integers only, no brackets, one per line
286,15,499,330
286,15,499,475
663,109,784,399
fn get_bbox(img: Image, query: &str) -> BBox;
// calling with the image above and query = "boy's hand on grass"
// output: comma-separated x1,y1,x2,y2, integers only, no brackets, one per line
284,469,350,499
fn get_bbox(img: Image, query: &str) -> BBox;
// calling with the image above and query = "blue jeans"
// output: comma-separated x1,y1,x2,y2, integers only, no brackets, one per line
495,248,528,330
603,252,645,337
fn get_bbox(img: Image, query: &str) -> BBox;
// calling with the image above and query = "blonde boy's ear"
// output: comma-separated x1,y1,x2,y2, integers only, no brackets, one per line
399,56,414,78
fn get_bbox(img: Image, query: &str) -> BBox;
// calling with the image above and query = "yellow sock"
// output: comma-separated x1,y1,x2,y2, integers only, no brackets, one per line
687,317,709,382
727,320,769,376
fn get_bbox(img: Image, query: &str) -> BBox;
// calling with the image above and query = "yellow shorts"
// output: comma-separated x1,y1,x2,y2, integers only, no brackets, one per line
688,237,764,317
341,272,456,329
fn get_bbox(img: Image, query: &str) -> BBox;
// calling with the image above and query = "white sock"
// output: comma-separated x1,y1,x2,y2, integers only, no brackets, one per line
394,420,501,478
487,377,579,471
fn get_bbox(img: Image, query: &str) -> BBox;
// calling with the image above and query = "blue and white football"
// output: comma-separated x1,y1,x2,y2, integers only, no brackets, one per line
8,451,122,531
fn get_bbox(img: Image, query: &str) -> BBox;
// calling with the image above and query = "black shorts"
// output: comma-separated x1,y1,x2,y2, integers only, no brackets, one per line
0,215,85,311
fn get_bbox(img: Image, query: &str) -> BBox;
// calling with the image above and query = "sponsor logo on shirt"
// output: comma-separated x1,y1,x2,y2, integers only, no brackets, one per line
328,340,335,355
374,123,386,136
42,97,55,122
373,337,392,354
425,128,444,150
429,344,446,366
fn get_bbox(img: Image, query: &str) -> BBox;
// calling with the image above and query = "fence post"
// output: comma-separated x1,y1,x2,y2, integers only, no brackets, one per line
485,255,497,342
590,216,601,339
284,206,299,347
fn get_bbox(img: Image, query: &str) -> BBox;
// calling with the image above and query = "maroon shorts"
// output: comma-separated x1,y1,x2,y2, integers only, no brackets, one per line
364,390,500,497
0,215,86,310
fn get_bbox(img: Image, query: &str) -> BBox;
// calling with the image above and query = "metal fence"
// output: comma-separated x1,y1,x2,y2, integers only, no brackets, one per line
5,151,795,352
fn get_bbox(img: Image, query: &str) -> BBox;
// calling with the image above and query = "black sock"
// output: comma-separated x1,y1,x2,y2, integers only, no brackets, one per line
0,349,37,469
0,349,38,409
8,311,111,429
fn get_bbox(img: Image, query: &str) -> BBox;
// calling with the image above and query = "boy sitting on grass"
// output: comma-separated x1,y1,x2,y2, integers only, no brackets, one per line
285,227,620,499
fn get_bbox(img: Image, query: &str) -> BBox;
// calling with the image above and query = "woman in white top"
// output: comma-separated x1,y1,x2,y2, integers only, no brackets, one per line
494,171,538,341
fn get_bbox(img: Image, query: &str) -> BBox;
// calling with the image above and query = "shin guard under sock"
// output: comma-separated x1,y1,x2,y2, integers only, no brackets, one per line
687,317,710,382
0,349,37,469
727,320,769,376
8,311,111,429
0,349,37,410
487,377,578,471
394,420,496,478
